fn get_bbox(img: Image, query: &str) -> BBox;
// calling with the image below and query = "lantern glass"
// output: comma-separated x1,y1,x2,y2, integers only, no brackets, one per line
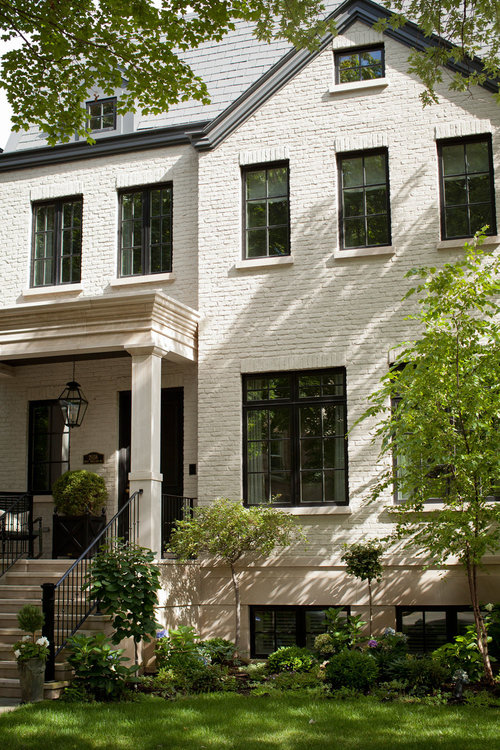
58,380,88,428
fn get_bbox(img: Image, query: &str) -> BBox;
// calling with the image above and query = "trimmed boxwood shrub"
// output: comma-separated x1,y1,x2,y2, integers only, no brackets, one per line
325,649,378,691
267,646,318,673
52,470,108,516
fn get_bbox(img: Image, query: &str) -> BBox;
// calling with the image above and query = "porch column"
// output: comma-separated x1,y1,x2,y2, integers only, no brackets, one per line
127,347,164,557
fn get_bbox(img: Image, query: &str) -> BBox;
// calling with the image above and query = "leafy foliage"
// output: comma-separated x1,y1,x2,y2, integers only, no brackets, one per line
433,620,495,682
0,0,335,145
199,638,236,665
359,232,500,681
66,632,138,701
168,498,304,650
376,1,500,107
17,603,44,635
52,470,108,516
325,649,379,691
341,541,384,583
385,654,450,695
266,646,318,673
87,540,160,650
369,628,409,680
314,609,367,656
13,604,49,663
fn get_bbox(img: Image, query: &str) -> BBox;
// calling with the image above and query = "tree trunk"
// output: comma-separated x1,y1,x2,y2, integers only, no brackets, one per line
368,579,373,637
230,562,241,653
466,559,494,685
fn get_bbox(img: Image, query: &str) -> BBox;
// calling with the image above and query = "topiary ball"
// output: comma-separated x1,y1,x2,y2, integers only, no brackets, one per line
52,470,108,516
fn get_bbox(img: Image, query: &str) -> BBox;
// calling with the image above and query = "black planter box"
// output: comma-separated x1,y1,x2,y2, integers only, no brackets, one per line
52,513,107,558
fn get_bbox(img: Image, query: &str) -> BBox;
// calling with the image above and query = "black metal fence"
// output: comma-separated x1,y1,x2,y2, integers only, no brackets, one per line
0,493,40,576
162,494,195,553
42,489,142,680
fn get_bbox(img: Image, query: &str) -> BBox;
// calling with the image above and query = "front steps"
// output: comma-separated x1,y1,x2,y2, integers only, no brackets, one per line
0,558,113,701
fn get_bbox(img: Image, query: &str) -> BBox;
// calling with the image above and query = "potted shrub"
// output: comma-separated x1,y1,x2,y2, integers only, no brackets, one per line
13,604,49,703
52,470,108,558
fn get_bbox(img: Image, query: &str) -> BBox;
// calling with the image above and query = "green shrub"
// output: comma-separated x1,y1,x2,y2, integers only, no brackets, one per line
52,470,108,515
199,638,236,665
155,626,205,671
267,646,318,673
433,623,493,682
325,649,378,691
314,609,367,657
17,604,44,635
387,654,450,694
269,670,322,691
66,633,137,701
369,628,409,680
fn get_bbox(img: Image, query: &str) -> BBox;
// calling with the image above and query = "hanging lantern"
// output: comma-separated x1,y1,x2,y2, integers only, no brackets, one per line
58,363,88,428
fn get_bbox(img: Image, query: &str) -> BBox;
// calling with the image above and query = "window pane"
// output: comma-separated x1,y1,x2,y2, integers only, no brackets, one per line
323,405,345,437
267,167,287,197
469,203,492,234
442,145,465,176
268,198,287,226
268,226,288,256
270,407,290,439
365,186,386,214
366,215,389,245
248,442,267,473
466,141,489,172
361,65,382,80
247,201,267,228
301,439,323,469
299,375,321,398
343,188,364,217
468,174,490,203
246,170,266,200
444,177,467,206
324,438,345,469
344,217,365,248
248,473,267,505
342,158,363,188
445,206,468,237
364,154,386,185
247,229,267,257
89,116,101,130
270,472,292,503
301,471,323,503
102,101,115,115
270,440,291,471
247,410,268,441
275,610,297,647
88,102,100,117
300,406,321,437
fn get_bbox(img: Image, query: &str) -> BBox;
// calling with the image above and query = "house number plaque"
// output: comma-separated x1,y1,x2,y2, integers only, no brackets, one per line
83,452,104,465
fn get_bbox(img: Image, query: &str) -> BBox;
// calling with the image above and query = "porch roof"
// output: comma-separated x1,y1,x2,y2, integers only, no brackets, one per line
0,291,199,366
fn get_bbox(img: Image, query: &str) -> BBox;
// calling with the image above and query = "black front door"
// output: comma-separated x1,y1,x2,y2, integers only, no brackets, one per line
118,388,184,545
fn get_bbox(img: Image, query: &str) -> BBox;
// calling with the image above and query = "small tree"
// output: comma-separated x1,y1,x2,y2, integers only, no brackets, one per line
341,541,384,637
168,498,305,652
87,540,161,664
360,233,500,684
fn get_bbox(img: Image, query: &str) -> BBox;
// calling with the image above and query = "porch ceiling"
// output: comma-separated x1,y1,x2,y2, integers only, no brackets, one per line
0,291,199,364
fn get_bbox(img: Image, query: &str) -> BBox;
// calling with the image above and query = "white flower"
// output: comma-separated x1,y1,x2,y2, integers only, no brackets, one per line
36,636,49,647
22,635,31,642
14,649,21,658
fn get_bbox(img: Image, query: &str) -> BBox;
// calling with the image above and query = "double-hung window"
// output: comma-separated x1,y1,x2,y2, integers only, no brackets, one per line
243,369,348,506
335,46,384,84
250,606,349,657
86,98,117,132
396,606,478,654
338,149,391,249
31,198,82,287
438,136,496,240
119,184,173,277
243,163,289,258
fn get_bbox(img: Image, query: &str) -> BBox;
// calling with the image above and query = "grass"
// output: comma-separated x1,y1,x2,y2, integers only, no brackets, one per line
1,693,499,750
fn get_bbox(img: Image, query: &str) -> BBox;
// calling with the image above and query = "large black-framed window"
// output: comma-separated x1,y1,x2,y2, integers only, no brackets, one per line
250,605,349,657
243,162,290,259
396,606,477,654
335,46,384,84
31,198,82,288
243,369,348,506
438,135,496,240
86,97,117,132
119,184,173,277
338,149,391,249
29,401,69,494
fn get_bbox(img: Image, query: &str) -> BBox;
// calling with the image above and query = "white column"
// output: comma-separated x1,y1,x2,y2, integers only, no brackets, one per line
127,347,164,557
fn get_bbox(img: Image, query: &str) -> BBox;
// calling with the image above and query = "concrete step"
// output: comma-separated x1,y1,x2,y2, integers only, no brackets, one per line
0,677,70,700
0,659,71,679
1,571,71,587
0,584,44,600
4,559,73,575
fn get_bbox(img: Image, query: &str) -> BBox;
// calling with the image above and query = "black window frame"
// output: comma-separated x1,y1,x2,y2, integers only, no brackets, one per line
437,134,496,241
396,605,478,654
86,97,117,132
250,605,350,658
335,45,385,84
338,148,391,250
242,161,290,260
31,196,83,288
28,400,69,494
243,368,349,507
118,182,173,278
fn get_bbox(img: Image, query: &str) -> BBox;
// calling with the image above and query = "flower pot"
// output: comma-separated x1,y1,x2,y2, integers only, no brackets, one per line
18,658,45,703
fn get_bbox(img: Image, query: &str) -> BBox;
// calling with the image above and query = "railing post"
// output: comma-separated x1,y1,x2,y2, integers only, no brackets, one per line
42,582,56,681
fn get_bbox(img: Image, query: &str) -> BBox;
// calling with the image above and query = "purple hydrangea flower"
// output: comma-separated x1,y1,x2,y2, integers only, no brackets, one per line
156,629,168,639
368,639,378,648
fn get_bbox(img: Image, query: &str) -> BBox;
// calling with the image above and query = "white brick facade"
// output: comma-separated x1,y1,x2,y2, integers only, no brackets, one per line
0,19,499,653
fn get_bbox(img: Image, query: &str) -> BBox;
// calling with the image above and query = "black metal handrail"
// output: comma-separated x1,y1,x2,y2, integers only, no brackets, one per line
42,489,142,680
162,494,195,554
0,493,41,577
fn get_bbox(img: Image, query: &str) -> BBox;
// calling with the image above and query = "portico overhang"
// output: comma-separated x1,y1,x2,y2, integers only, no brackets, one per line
0,290,199,365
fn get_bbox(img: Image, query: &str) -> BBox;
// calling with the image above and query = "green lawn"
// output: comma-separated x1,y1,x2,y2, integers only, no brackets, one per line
1,693,499,750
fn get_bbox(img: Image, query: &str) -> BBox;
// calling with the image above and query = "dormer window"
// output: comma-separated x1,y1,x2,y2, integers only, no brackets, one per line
86,98,117,132
335,46,384,84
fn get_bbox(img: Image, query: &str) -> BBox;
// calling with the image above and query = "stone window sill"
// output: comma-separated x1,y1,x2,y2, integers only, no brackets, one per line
280,506,352,516
23,284,83,299
437,235,499,250
110,273,176,287
329,78,389,95
334,245,394,259
234,256,294,270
